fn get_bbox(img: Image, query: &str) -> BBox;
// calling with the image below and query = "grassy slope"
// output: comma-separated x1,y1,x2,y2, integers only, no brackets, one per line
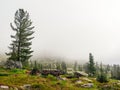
0,68,119,90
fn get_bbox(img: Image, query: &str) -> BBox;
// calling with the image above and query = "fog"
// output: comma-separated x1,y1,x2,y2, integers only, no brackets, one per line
0,0,120,64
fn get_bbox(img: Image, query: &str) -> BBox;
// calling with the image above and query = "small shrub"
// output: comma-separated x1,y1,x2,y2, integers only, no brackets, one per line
97,74,109,83
30,68,39,75
0,73,10,76
97,63,109,83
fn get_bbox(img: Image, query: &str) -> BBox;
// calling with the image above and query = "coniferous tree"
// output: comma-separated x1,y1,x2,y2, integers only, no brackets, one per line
83,63,89,73
48,63,52,70
74,61,77,71
95,62,100,75
56,62,61,70
88,53,96,76
39,64,43,72
6,9,34,68
61,61,67,74
30,61,39,75
78,65,83,71
97,63,108,83
111,64,120,79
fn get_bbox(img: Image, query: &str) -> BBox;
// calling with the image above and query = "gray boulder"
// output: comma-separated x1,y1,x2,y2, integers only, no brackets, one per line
23,84,31,90
81,83,94,88
5,60,22,69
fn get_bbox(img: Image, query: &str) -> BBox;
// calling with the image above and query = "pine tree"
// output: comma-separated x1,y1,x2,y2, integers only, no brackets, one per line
88,53,96,76
111,64,120,80
97,63,108,83
95,62,100,75
30,61,39,75
61,61,67,74
6,9,34,68
78,65,83,71
56,62,61,70
74,61,77,71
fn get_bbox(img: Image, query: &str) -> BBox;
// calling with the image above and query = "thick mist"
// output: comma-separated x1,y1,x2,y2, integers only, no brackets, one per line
0,0,120,64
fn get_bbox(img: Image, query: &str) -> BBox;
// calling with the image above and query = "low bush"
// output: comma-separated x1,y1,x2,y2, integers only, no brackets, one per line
0,73,10,76
30,68,39,75
97,74,109,83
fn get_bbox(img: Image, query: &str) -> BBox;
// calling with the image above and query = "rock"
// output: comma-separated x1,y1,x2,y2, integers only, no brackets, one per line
103,84,111,88
62,77,67,81
20,86,24,89
15,61,22,68
75,80,82,84
81,78,93,83
117,83,120,86
14,87,19,90
67,68,74,75
0,85,9,90
23,84,31,90
57,76,67,81
81,83,94,88
57,76,62,80
5,60,22,69
74,71,88,78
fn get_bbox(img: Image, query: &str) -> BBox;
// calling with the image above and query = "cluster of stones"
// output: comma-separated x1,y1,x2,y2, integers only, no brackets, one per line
0,84,31,90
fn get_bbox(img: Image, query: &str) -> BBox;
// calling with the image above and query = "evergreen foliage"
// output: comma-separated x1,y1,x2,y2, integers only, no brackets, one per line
78,65,83,71
74,61,77,71
88,53,96,76
95,62,100,75
56,62,61,70
6,9,34,68
30,61,39,75
111,65,120,79
97,63,108,83
61,61,67,74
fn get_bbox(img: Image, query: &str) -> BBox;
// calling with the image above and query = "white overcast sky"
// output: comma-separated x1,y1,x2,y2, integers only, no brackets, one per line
0,0,120,64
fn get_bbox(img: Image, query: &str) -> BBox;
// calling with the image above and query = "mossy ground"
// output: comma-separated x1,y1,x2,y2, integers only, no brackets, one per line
0,68,119,90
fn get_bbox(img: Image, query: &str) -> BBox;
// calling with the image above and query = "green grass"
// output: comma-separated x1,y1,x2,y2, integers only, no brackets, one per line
0,68,120,90
10,69,26,74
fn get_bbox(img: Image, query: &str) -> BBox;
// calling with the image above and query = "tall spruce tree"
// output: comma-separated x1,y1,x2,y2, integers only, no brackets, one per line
88,53,96,76
6,9,34,67
61,61,67,74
